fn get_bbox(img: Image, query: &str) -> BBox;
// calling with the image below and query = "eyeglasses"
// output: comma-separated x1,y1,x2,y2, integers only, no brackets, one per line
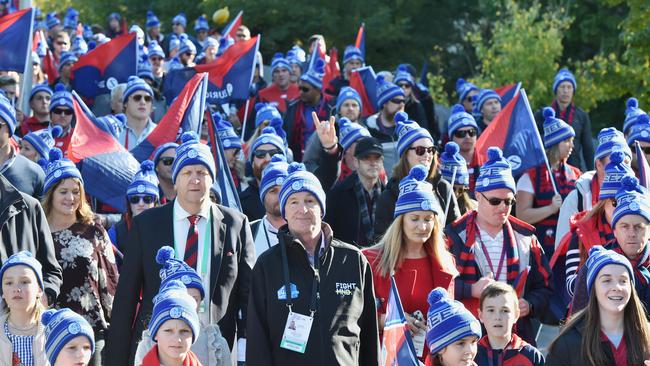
131,94,153,103
639,146,650,155
52,108,73,116
253,149,283,159
159,157,174,166
129,195,156,204
453,129,478,138
389,98,406,105
479,192,516,206
299,86,311,93
408,146,435,156
183,52,192,57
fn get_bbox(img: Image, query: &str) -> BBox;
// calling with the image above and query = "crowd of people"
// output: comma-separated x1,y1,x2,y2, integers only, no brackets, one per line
0,4,649,366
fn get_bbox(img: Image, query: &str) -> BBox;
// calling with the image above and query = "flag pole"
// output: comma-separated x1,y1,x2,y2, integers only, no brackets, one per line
521,89,559,194
240,35,261,141
444,166,457,219
19,8,35,118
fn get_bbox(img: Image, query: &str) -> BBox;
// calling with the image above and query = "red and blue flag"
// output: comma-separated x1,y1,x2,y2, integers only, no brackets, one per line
69,91,140,213
222,10,243,39
131,73,208,162
0,8,34,72
494,82,521,107
635,141,650,188
349,66,378,118
206,112,242,211
71,32,138,98
381,276,420,366
476,89,547,176
355,22,366,59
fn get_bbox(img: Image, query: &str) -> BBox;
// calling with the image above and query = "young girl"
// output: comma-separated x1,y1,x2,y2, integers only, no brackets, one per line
426,288,482,366
546,246,650,365
41,308,95,366
0,251,48,366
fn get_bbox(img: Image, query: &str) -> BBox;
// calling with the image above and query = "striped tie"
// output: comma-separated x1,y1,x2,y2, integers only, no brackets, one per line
184,215,200,268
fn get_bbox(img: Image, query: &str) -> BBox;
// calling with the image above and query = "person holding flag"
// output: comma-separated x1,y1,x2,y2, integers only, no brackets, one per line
363,164,457,361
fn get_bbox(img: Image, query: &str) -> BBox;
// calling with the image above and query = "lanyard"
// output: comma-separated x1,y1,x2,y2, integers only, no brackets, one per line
279,237,320,317
173,205,212,303
476,225,506,281
262,220,274,249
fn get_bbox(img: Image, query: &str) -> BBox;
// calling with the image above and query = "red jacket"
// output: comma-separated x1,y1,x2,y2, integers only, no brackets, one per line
140,345,202,366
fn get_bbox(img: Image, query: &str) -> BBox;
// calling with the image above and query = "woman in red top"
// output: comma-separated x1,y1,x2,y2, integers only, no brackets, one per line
363,165,457,362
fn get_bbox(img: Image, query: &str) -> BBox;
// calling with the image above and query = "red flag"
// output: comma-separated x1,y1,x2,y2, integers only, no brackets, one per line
222,10,243,39
322,47,340,93
42,48,59,83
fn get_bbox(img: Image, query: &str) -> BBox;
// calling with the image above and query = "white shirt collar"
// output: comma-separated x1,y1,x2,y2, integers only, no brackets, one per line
173,199,211,221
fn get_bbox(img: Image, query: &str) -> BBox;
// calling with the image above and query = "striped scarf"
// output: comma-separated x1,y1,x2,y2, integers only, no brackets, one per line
609,241,650,286
354,176,381,246
552,100,575,125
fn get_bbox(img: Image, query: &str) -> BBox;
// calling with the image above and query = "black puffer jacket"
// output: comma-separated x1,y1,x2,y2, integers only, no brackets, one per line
545,316,619,366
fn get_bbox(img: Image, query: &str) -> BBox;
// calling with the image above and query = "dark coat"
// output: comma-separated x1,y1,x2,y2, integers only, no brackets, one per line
545,316,617,366
240,180,265,222
104,200,255,365
0,174,62,302
1,154,45,198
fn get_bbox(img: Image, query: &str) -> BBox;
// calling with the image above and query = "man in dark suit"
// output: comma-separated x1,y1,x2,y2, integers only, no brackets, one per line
105,132,255,365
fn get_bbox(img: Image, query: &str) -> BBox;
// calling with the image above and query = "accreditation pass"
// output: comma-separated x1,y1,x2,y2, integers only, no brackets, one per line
280,311,313,353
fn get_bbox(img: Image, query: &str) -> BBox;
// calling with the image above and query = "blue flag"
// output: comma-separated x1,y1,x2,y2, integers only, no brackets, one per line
0,8,34,72
381,276,420,366
206,111,242,211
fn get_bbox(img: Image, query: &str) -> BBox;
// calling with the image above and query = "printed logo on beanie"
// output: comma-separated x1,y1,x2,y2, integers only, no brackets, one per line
292,181,303,190
137,185,145,193
643,131,649,138
54,170,62,178
170,307,183,319
68,323,80,335
261,137,269,144
630,202,640,211
275,177,285,185
224,140,231,148
421,200,431,210
188,150,198,159
181,275,191,285
482,178,490,187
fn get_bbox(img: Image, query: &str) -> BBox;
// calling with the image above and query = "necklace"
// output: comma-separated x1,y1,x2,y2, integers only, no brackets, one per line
8,318,37,332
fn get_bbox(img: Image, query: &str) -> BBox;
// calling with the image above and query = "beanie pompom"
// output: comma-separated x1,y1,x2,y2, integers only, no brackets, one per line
338,117,351,129
140,159,155,172
610,150,624,165
588,246,605,258
272,52,283,60
376,75,385,84
254,103,264,112
427,287,446,305
456,78,466,89
487,147,503,162
543,107,555,120
180,131,198,143
270,154,287,164
156,246,175,264
397,65,408,73
269,117,283,129
445,141,460,155
394,111,408,124
409,165,428,182
626,97,638,110
51,125,63,138
48,147,63,163
451,104,465,115
261,126,275,135
287,162,306,174
54,83,66,93
41,309,56,326
621,175,639,191
127,75,138,84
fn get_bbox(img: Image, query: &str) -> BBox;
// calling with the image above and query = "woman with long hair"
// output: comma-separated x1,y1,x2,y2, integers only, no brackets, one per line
546,247,650,365
41,148,118,366
440,142,475,215
363,165,458,362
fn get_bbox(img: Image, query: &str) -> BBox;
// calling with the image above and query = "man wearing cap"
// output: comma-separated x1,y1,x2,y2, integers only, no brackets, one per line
20,83,52,136
118,76,157,151
325,136,385,247
448,104,481,194
473,88,502,133
456,78,479,113
325,45,364,97
106,132,255,364
445,147,553,345
247,160,379,365
256,53,299,114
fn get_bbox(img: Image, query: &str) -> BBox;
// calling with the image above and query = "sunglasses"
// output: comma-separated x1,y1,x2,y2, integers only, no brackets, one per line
389,98,406,105
183,52,193,57
131,94,153,103
639,146,650,155
398,83,412,89
454,129,478,138
52,108,73,116
129,195,156,204
253,149,283,159
159,157,174,166
408,146,435,156
299,86,312,93
479,192,516,206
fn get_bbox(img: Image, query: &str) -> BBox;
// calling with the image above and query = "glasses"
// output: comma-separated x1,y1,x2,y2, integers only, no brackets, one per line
52,108,73,116
408,146,435,156
253,149,283,159
453,129,478,138
129,195,156,204
398,83,412,89
389,98,406,105
159,157,174,166
131,94,153,103
479,192,516,206
299,86,311,93
639,146,650,155
183,52,192,57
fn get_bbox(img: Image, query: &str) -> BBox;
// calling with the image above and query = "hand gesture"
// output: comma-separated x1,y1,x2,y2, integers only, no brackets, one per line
312,112,337,149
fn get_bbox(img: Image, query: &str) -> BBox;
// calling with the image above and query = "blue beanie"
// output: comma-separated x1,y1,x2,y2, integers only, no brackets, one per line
122,76,154,104
394,165,438,218
542,107,575,149
394,65,414,86
153,142,178,167
149,280,200,343
287,50,303,69
289,45,306,63
300,59,325,90
473,89,502,116
260,154,290,202
216,116,242,150
254,103,282,128
0,91,16,137
343,45,364,65
178,34,197,55
623,97,648,135
30,83,53,101
42,308,95,365
49,83,73,112
168,35,180,53
172,12,187,28
586,246,634,295
440,142,469,186
96,113,126,139
612,176,650,228
71,35,87,57
395,111,433,157
156,246,204,299
148,41,165,59
0,251,44,294
376,75,404,109
627,121,650,145
426,288,482,355
594,128,632,162
127,160,159,199
476,147,516,193
138,59,154,81
249,126,285,162
194,15,209,32
146,10,160,28
447,104,478,139
108,12,121,22
46,12,60,30
43,148,82,194
339,117,371,152
172,132,216,184
279,162,326,218
456,78,479,104
336,86,362,114
58,52,78,72
599,150,635,200
63,8,78,30
24,125,63,160
553,68,577,94
270,53,291,74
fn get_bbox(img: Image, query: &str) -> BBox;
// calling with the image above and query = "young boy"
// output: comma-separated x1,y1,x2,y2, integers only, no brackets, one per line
475,283,545,366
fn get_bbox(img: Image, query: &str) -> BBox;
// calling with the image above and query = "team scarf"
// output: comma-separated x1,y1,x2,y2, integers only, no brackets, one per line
551,99,575,125
609,241,650,286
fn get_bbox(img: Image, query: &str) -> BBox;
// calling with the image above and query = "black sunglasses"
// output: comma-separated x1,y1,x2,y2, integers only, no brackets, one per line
52,108,73,116
479,192,516,206
129,195,156,204
299,86,311,93
131,94,153,103
454,129,478,138
390,98,406,105
183,52,193,57
639,146,650,155
159,157,174,166
408,146,435,156
398,83,412,89
253,149,283,159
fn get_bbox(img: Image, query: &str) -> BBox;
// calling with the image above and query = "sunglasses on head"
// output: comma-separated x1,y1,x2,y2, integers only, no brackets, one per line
299,86,312,93
131,94,153,103
454,129,478,138
253,149,283,159
159,157,174,166
129,195,156,204
52,108,73,116
408,146,435,156
389,98,406,105
479,192,516,206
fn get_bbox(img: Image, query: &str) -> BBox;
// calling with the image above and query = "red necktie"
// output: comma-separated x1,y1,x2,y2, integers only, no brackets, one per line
184,215,200,268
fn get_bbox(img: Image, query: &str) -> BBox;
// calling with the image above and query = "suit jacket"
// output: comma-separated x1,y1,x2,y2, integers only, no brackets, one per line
104,200,254,365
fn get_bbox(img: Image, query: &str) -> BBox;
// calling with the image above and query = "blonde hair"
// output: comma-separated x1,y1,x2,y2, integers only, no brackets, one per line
1,267,47,323
42,177,94,225
391,148,438,182
372,215,457,277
